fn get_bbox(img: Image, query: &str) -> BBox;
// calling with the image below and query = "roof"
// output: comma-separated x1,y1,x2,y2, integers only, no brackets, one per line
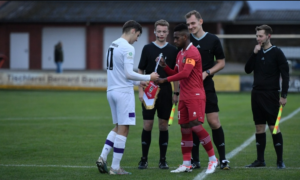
235,10,300,24
0,1,245,23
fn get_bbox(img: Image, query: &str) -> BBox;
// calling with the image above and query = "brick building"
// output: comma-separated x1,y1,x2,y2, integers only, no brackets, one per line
0,1,299,70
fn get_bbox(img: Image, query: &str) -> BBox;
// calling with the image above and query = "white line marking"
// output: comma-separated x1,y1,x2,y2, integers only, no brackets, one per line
193,107,300,180
1,164,299,170
0,116,102,120
0,116,144,120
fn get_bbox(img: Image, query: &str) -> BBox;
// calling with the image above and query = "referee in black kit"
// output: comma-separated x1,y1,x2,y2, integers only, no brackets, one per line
185,10,229,169
137,19,179,169
245,24,289,169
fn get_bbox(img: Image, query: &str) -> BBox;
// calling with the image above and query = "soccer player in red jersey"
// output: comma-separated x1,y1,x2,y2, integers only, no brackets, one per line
155,24,218,174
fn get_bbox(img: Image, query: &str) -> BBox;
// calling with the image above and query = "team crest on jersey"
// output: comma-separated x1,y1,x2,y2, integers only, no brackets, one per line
127,52,133,59
182,57,186,63
149,86,154,93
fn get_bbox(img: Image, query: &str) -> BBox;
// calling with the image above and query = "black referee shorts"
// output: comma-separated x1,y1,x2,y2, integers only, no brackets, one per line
251,89,280,126
204,78,219,114
141,83,173,120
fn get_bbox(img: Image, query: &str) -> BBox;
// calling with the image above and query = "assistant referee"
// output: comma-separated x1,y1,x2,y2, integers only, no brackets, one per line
245,24,289,169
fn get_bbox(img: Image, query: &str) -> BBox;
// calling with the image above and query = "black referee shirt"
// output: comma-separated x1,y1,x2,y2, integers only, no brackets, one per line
245,46,289,97
138,42,178,81
190,33,225,73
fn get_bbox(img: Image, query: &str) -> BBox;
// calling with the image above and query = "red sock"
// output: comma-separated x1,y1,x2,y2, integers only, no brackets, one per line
181,128,193,161
191,125,215,157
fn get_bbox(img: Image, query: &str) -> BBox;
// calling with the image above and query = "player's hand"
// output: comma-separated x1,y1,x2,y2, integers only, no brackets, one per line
254,44,262,54
279,97,287,107
154,78,167,85
138,86,144,102
202,71,208,80
150,72,159,81
139,81,148,88
172,94,178,105
156,56,166,67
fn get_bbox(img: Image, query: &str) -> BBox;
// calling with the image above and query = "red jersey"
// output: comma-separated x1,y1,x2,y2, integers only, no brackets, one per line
165,43,205,100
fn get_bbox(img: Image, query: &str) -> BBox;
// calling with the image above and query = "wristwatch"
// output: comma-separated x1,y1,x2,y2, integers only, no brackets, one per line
206,70,211,76
174,92,179,96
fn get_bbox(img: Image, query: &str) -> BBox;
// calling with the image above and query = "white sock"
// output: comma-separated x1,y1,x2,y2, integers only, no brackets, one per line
111,135,127,170
209,155,217,162
100,131,117,161
183,161,191,166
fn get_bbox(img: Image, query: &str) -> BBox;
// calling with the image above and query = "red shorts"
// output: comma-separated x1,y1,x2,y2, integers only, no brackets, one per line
178,99,205,124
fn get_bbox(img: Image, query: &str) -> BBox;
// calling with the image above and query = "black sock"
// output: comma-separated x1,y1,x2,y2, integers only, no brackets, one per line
212,126,226,161
159,130,168,160
192,131,200,162
256,133,266,162
272,132,283,162
141,129,151,160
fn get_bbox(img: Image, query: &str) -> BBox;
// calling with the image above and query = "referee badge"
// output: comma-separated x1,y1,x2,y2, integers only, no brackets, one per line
182,57,186,63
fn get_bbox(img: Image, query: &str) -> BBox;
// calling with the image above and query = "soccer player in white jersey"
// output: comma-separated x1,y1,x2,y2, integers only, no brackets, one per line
96,20,159,175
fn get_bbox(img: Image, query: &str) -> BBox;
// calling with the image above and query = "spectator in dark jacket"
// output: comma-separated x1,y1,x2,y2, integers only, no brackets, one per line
54,42,64,73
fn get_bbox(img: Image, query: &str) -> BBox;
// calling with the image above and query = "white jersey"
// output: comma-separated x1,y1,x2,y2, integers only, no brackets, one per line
106,38,150,91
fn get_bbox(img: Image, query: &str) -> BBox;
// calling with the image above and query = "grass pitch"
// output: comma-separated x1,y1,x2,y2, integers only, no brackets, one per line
0,90,299,180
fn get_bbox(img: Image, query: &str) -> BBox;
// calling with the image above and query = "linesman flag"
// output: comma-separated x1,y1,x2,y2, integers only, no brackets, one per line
273,105,283,134
168,104,176,126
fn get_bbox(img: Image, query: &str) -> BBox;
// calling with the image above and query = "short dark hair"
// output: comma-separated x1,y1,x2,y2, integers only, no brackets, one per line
185,10,202,20
255,24,273,35
122,20,142,34
174,23,189,33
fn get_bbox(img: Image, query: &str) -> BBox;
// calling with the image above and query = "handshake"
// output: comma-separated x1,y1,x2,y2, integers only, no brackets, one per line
139,72,167,88
150,55,168,84
150,72,167,85
149,55,168,82
139,72,159,88
139,54,169,88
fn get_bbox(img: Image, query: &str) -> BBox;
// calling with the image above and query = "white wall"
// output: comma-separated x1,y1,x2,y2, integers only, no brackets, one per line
102,27,149,70
42,27,86,70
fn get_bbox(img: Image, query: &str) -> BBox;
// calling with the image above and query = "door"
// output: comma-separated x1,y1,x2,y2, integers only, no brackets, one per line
10,33,29,69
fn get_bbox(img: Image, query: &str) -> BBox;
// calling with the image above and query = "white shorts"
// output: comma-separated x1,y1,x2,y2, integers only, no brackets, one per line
107,87,136,125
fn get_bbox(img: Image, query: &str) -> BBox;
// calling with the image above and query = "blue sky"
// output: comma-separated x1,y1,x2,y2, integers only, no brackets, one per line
247,1,300,11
